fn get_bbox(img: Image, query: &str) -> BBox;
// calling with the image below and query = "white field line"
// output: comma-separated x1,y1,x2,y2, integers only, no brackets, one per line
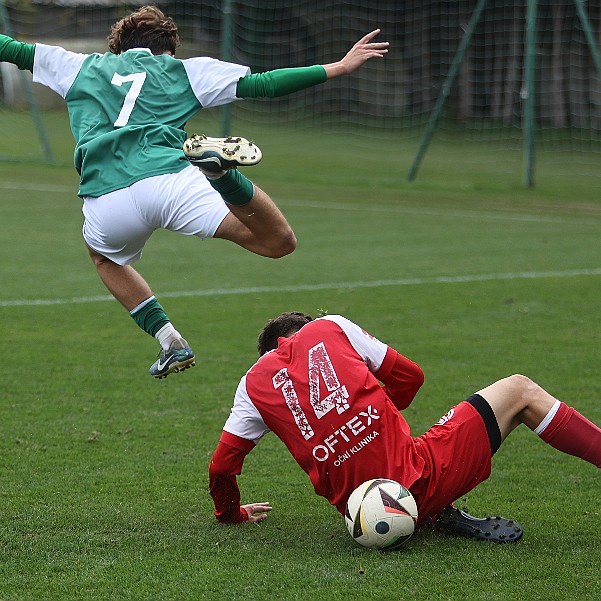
0,182,74,193
283,199,601,226
2,181,600,226
1,268,600,308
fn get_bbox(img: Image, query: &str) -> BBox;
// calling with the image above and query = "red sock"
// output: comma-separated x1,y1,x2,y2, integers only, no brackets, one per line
537,402,601,468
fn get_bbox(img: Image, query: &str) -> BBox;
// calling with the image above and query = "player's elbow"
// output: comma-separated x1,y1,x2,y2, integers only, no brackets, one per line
412,364,425,389
402,360,425,394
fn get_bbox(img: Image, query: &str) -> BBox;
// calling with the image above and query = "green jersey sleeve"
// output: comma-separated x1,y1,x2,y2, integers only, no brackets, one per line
0,34,35,71
235,65,327,98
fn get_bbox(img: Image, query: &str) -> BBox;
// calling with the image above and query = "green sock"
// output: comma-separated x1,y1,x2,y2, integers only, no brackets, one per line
130,297,170,337
209,169,254,206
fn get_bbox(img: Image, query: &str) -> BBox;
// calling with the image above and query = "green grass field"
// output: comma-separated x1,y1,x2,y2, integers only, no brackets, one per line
0,110,600,600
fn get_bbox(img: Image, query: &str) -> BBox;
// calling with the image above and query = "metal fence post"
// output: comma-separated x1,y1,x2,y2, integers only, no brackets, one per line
220,0,234,137
522,0,538,188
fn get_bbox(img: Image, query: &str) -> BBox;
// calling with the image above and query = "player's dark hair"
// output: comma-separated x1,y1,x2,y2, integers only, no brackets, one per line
108,5,180,56
257,312,314,356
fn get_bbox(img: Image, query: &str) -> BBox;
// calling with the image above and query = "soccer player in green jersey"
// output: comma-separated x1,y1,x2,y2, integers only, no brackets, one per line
0,6,388,378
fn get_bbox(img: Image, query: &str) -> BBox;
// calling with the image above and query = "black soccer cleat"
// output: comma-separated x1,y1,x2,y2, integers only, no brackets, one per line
436,506,523,543
183,134,262,175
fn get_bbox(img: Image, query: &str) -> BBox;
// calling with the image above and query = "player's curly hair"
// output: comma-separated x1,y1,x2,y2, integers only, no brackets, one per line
108,5,180,56
257,312,314,356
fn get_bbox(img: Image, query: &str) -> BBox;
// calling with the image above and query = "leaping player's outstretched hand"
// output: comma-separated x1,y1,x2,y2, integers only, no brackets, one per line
242,502,273,523
323,29,389,78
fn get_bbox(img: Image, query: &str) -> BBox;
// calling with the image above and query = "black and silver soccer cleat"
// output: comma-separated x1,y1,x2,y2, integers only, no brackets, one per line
149,338,196,379
183,134,262,175
436,506,523,543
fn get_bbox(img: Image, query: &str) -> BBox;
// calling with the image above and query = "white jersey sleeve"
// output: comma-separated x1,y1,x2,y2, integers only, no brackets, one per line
223,375,271,443
319,314,389,372
182,57,250,108
33,43,89,98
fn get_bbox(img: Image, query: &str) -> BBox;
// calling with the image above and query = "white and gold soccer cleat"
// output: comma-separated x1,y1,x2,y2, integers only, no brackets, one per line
183,134,262,175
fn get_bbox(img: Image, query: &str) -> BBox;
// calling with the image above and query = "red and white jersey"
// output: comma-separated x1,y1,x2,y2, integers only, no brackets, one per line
217,315,425,515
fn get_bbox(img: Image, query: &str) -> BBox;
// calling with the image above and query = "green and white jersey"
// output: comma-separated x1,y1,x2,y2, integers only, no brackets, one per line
33,45,250,197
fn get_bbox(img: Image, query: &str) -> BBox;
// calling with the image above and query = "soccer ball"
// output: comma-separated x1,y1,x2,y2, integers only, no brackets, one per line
344,478,418,550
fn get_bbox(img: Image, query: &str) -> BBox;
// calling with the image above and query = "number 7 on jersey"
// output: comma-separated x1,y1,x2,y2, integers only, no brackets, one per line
111,71,147,127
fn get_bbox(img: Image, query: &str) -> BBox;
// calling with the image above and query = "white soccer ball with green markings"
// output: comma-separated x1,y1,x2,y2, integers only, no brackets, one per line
344,478,418,550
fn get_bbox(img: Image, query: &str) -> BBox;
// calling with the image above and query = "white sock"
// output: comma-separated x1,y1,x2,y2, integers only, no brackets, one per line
534,399,561,435
155,323,182,351
129,296,156,315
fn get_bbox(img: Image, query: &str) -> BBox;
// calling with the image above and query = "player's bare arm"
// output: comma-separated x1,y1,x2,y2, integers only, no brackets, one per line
322,29,389,78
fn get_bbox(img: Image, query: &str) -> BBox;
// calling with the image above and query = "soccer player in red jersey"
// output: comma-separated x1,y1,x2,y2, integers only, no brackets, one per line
209,312,601,542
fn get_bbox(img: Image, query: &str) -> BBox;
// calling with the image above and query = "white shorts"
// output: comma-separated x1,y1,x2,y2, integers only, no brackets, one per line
82,165,230,265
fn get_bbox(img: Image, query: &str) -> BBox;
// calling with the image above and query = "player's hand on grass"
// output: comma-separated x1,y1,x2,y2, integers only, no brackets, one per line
242,502,273,523
324,29,389,78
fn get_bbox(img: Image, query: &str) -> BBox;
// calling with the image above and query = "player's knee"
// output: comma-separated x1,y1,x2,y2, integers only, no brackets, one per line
504,374,539,401
268,229,297,258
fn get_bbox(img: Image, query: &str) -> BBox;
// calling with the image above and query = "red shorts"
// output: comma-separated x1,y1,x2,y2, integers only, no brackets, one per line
409,400,493,523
